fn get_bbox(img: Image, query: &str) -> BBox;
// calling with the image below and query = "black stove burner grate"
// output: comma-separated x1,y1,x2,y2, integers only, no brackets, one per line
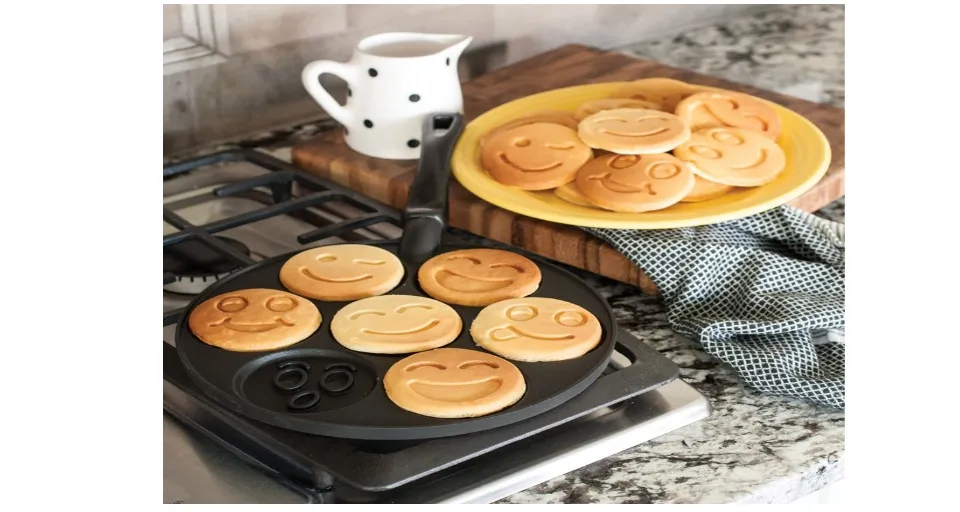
162,149,679,501
163,149,401,326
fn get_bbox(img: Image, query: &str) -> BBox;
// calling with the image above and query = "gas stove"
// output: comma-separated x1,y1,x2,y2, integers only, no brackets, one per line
162,149,712,504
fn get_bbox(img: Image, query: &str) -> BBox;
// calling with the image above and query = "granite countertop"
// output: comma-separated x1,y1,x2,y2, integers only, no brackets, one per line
165,4,845,504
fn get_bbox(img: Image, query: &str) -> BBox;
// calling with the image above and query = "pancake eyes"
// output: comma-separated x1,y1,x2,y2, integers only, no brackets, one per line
554,310,588,327
448,255,482,265
406,362,447,372
711,130,744,145
396,304,433,313
505,305,538,321
458,361,499,370
350,310,387,320
316,254,337,262
266,296,297,312
216,296,248,313
690,145,722,159
405,361,500,371
490,263,525,273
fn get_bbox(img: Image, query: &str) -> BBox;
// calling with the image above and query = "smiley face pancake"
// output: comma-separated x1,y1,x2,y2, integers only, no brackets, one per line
673,127,787,187
279,244,404,301
609,78,702,112
471,298,603,362
578,108,691,155
480,123,594,190
330,295,462,354
573,98,661,121
384,348,526,419
674,91,782,140
418,249,541,307
553,181,598,208
480,111,580,148
188,288,321,352
680,174,735,203
575,153,695,213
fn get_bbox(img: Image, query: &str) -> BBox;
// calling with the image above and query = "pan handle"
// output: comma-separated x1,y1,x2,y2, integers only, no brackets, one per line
399,113,465,263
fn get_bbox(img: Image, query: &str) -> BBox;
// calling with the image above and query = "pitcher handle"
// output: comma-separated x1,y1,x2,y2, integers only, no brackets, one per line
301,60,357,129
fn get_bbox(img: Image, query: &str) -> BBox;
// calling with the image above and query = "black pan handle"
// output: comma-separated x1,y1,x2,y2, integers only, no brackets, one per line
399,113,465,263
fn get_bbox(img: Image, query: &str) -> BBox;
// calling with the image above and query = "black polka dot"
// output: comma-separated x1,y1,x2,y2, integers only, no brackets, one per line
343,127,349,135
368,68,378,77
407,139,420,148
445,58,450,66
409,94,420,102
363,119,373,128
347,87,352,97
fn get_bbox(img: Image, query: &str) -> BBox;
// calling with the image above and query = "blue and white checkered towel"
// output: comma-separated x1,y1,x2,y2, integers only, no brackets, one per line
586,205,845,410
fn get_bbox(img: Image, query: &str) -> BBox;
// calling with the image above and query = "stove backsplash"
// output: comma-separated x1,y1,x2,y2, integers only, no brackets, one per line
163,4,770,157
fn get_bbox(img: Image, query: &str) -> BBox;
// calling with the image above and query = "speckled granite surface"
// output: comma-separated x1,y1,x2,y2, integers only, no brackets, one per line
164,4,845,504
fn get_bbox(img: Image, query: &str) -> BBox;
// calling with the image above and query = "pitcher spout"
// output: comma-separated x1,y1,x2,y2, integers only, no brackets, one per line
437,34,473,57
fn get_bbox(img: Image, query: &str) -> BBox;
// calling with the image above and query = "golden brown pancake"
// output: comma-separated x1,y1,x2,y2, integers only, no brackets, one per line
673,127,786,187
384,348,526,418
188,288,321,352
418,248,541,307
575,153,695,213
470,297,603,362
279,244,404,301
480,122,593,190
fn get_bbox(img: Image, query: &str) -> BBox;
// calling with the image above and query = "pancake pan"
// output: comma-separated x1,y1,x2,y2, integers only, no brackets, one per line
175,114,619,440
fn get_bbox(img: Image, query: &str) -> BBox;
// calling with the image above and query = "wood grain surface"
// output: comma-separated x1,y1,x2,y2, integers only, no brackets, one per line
291,44,845,295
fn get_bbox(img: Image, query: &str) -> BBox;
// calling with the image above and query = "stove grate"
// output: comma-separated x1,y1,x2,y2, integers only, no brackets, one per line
163,149,401,326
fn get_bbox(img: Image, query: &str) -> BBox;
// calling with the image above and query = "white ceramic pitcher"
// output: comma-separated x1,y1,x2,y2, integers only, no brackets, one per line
302,32,473,160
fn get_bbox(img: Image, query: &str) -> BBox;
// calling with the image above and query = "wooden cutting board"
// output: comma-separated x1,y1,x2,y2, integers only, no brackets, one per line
291,44,845,295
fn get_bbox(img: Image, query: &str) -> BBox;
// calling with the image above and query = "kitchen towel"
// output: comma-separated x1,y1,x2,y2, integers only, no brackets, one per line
586,205,845,410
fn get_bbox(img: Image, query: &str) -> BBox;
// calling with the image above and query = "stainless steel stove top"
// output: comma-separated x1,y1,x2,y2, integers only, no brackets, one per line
162,152,712,504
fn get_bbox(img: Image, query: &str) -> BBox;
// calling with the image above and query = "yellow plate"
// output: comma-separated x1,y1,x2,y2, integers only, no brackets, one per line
450,82,832,229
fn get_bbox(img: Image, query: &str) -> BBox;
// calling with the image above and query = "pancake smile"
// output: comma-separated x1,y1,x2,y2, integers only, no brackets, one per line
601,127,668,138
301,267,372,283
498,153,562,173
212,317,294,333
408,378,503,402
364,320,441,336
490,325,575,342
435,269,513,293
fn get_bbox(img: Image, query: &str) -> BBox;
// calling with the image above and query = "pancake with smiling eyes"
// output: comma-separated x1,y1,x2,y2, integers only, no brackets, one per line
279,244,404,301
384,348,526,418
330,295,462,354
480,122,593,190
577,108,691,155
418,248,542,307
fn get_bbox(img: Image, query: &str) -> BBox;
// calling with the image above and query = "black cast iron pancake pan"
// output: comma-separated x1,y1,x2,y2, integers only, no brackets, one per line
175,114,618,440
